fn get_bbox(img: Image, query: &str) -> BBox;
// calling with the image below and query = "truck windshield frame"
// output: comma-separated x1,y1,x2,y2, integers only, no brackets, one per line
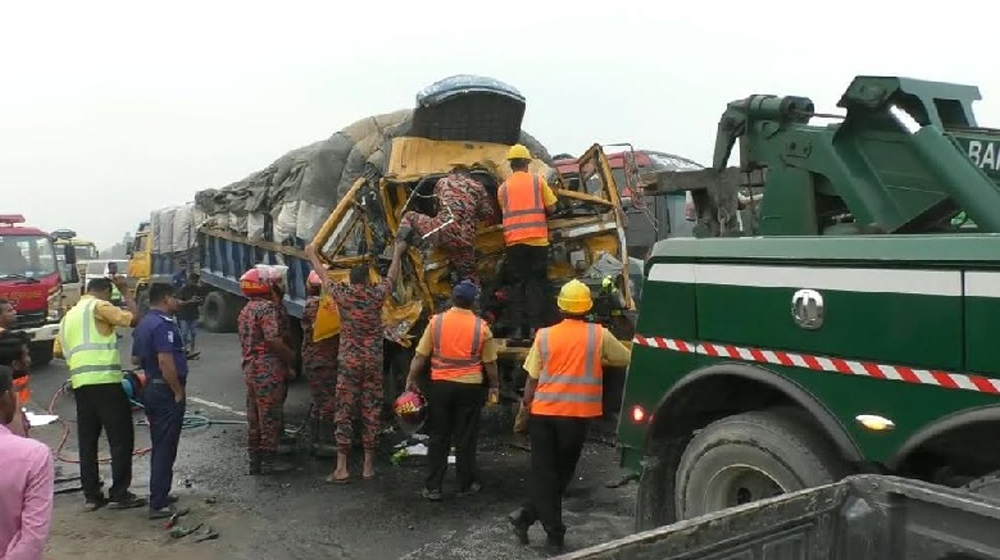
0,234,60,279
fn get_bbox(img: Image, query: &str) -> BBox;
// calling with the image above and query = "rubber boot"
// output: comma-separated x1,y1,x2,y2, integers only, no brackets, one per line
248,451,262,476
260,452,294,475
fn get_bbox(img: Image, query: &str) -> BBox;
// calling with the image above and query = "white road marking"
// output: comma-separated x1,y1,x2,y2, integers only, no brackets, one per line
188,396,246,418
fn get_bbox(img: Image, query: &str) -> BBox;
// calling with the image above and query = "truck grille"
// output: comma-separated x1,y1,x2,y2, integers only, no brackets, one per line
15,311,47,329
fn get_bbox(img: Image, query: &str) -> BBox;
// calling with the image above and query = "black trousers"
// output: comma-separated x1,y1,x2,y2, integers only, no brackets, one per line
425,380,486,492
521,415,589,540
506,243,549,331
75,382,136,502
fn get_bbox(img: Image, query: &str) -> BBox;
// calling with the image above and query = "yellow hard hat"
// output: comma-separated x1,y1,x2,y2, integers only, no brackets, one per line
506,144,532,161
557,279,593,314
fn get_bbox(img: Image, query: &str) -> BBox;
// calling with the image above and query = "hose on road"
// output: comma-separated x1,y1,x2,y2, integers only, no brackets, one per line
45,382,246,465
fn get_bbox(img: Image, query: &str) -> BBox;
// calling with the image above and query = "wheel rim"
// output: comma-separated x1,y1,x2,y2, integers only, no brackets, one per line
700,464,786,512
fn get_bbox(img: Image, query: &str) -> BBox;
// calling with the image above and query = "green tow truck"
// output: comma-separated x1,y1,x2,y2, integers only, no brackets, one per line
617,75,1000,531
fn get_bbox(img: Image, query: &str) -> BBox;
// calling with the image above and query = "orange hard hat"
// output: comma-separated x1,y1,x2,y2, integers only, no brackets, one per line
239,268,272,297
307,270,323,286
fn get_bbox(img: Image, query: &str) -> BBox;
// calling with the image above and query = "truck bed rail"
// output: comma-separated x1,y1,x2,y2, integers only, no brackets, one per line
558,475,1000,560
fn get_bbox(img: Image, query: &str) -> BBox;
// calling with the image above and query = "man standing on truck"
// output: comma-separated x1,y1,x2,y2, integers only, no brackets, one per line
304,243,401,483
237,266,297,475
498,144,558,341
404,280,500,501
54,276,146,511
508,279,632,553
395,162,497,285
300,270,339,456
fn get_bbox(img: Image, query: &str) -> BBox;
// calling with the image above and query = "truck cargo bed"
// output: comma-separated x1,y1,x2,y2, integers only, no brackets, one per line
559,475,1000,560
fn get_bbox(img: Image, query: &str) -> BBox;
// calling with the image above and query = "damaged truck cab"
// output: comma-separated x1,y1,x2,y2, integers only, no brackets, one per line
620,76,1000,530
311,136,636,413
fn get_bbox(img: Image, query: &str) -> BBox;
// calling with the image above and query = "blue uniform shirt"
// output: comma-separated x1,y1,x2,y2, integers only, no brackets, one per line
133,309,189,384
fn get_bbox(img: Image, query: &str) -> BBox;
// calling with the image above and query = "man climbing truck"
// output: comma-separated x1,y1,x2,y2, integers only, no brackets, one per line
619,75,1000,531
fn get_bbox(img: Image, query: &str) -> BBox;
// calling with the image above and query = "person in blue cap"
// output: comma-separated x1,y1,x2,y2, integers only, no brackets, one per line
405,280,500,501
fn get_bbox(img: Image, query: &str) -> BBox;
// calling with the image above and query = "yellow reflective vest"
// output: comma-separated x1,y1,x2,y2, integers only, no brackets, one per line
59,299,122,389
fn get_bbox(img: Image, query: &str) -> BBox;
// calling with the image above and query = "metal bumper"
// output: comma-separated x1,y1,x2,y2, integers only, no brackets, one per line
22,323,59,343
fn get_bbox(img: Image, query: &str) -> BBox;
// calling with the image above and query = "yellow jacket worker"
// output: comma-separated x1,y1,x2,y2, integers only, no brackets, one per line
55,276,146,511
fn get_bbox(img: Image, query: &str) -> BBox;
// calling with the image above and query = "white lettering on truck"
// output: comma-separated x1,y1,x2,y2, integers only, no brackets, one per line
967,140,1000,172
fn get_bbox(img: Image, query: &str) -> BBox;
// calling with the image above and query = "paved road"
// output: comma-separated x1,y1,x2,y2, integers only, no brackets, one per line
29,330,637,559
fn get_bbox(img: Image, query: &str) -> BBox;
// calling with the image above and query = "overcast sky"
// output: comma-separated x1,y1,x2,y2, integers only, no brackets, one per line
3,0,998,248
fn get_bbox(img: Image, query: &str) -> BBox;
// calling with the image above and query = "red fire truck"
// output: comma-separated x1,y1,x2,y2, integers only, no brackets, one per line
0,214,77,365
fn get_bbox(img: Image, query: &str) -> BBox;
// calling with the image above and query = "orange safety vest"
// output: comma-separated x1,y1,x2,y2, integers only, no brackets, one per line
430,309,486,382
13,373,30,405
530,320,603,418
499,172,548,245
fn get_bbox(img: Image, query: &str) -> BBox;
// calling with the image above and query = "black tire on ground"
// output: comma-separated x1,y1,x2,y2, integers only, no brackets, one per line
674,408,849,520
201,291,237,333
29,341,54,367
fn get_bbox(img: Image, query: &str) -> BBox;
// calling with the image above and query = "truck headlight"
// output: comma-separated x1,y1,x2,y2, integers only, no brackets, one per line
47,294,61,321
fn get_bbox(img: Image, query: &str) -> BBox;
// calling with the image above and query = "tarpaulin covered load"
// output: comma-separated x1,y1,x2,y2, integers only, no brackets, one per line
189,74,552,246
150,203,205,254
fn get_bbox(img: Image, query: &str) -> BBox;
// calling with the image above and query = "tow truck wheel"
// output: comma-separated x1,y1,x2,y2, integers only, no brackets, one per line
674,408,848,520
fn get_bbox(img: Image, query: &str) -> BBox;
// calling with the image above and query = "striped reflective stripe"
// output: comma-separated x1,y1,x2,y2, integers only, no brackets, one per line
632,335,1000,396
62,300,119,361
500,175,548,232
536,323,602,402
65,300,121,378
430,313,484,368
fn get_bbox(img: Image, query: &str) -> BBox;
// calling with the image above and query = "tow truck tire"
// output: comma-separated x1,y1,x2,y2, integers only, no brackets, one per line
29,341,54,367
674,408,848,520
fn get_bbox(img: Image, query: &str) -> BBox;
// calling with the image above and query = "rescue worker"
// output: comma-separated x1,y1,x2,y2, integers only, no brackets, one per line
304,243,401,483
509,279,632,553
497,144,559,340
237,266,297,475
133,283,189,519
404,280,500,501
395,162,496,285
300,269,340,456
0,299,28,437
54,276,145,511
0,330,31,437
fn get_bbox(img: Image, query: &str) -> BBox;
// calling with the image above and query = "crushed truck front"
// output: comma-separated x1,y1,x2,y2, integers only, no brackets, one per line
311,136,636,417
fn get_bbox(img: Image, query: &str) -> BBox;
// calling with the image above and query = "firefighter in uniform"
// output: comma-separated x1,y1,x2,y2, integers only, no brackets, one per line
497,144,558,340
300,270,340,456
237,266,297,475
509,279,632,552
405,280,500,501
0,299,28,436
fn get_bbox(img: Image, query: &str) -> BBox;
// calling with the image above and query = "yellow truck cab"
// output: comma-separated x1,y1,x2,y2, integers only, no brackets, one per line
311,135,636,419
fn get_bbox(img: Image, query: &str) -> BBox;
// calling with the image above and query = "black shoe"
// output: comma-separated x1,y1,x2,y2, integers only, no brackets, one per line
508,509,530,545
149,505,190,520
108,492,147,510
260,452,294,475
422,488,442,502
544,534,565,554
456,481,482,498
83,496,107,512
